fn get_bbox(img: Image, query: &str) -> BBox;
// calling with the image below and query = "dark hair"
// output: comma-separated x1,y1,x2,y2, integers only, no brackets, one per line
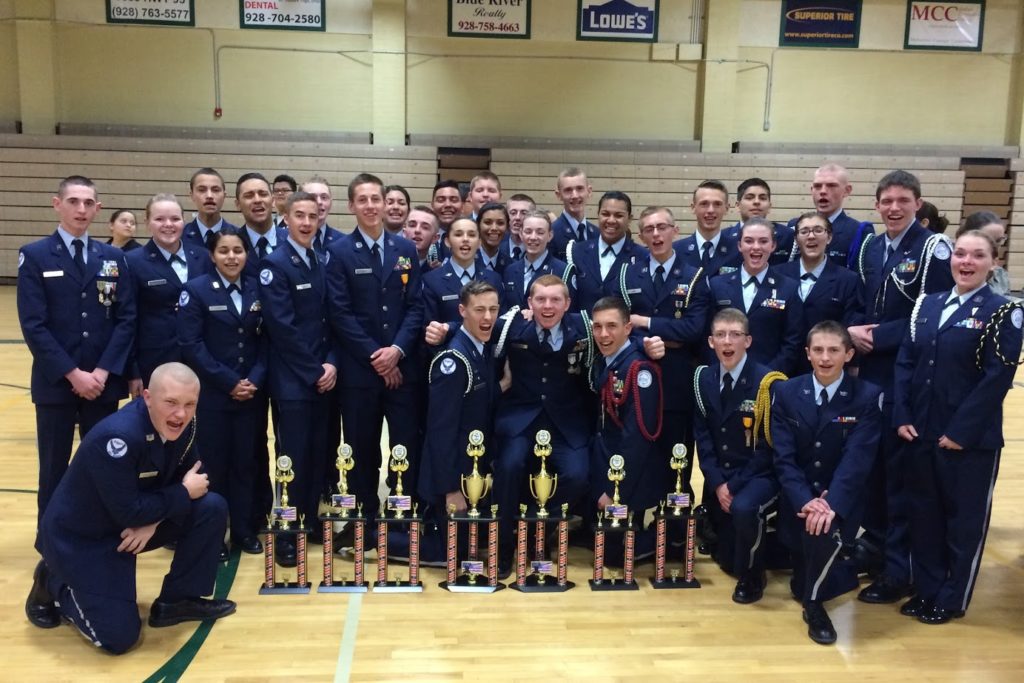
876,170,921,200
711,307,750,334
795,210,832,234
384,184,410,204
476,201,509,226
959,210,1003,236
235,172,270,198
598,191,632,216
694,179,729,203
592,295,630,322
738,216,776,241
460,279,499,305
916,201,948,234
432,179,461,196
807,320,854,351
109,209,136,224
737,177,771,199
284,190,319,213
190,168,225,191
272,174,297,191
347,173,384,201
206,226,246,253
58,175,95,197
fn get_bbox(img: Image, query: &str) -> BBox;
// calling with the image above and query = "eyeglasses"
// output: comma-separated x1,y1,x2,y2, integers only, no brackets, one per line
712,331,748,340
640,223,675,235
796,226,828,236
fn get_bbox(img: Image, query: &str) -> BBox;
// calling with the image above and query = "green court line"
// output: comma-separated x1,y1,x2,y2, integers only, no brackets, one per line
0,339,26,344
142,547,241,683
335,593,363,683
0,487,36,494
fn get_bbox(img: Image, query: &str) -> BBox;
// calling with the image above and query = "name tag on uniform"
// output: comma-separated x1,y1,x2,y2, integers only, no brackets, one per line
354,268,373,275
147,279,167,286
295,283,312,290
626,288,642,294
43,270,64,278
208,305,228,312
441,294,458,301
138,470,159,479
512,343,528,349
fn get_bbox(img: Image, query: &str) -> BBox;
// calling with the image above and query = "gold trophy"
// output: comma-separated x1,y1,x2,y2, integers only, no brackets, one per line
605,454,627,528
460,430,492,518
528,429,558,518
667,444,691,515
386,444,412,518
273,455,297,529
331,443,356,516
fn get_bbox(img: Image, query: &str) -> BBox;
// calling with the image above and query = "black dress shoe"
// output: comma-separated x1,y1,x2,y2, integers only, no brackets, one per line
235,536,263,555
275,540,297,568
899,595,932,618
218,543,230,563
918,605,964,625
148,597,236,627
803,602,837,645
858,575,912,604
26,561,60,629
732,572,766,604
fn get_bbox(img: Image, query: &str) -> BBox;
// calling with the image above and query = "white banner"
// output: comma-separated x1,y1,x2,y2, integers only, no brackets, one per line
449,0,530,39
905,1,984,51
240,0,325,31
107,0,194,26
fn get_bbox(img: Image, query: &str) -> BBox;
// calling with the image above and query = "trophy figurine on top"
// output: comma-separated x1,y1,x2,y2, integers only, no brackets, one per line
260,455,311,595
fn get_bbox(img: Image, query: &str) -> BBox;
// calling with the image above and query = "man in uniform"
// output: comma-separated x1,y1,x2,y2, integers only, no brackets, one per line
849,169,954,604
724,178,795,266
236,172,287,278
26,363,235,654
788,163,874,269
501,210,571,309
18,176,137,528
303,175,345,256
550,167,598,260
271,174,297,229
430,179,463,261
183,168,238,250
467,171,502,220
404,205,442,271
772,322,881,644
675,180,742,279
504,193,535,262
694,308,778,604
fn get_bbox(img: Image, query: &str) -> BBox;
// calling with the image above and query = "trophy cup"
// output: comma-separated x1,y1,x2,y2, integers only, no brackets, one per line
318,443,367,593
650,444,701,589
511,430,575,592
440,431,504,593
590,454,638,591
260,455,311,595
460,430,492,518
374,445,424,593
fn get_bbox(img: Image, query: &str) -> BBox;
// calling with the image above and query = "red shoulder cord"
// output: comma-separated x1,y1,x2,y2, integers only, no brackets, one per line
600,361,663,441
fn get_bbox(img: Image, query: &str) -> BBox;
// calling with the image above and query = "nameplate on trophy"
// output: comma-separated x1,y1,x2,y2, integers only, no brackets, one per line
667,493,690,508
606,504,628,520
531,560,553,574
273,506,297,523
387,495,412,512
461,560,484,575
331,494,356,510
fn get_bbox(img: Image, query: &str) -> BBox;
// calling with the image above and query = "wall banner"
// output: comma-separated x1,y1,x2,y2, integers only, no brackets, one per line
240,0,325,31
577,0,659,43
779,1,862,48
106,0,194,27
449,0,531,39
904,1,984,51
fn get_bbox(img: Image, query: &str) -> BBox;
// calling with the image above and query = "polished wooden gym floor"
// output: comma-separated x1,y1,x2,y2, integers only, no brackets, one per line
2,285,1022,682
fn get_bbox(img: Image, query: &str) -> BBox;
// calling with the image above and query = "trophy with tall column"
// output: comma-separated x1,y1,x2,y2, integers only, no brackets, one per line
439,430,504,593
590,454,638,591
319,443,367,593
260,454,311,595
374,445,424,593
511,430,575,592
650,443,702,589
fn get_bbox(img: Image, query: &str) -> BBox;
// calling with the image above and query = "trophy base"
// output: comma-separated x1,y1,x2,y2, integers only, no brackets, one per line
373,580,424,593
509,576,575,593
259,582,311,595
317,581,368,593
588,578,639,591
438,579,506,594
649,577,701,589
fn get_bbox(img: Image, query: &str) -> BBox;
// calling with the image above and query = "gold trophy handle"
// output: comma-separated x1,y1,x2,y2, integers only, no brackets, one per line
483,473,492,499
459,474,469,502
551,473,558,499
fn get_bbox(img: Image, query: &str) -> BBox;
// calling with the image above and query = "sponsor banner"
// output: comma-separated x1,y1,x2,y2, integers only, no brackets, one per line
779,0,862,48
577,0,659,43
449,0,531,39
905,1,984,51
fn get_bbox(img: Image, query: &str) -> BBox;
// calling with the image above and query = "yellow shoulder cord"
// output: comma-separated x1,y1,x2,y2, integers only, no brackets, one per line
752,371,788,448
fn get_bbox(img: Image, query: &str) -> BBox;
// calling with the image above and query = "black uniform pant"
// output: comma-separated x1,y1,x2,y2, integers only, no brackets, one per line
198,403,259,541
276,397,329,528
35,399,118,529
861,411,911,584
906,441,999,613
48,493,227,655
706,475,778,578
780,509,859,605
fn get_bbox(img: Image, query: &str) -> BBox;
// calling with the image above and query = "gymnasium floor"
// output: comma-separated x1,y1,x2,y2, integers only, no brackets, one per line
1,285,1022,682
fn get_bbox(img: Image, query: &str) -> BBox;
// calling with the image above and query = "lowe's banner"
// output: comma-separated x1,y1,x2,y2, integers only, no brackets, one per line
779,0,862,48
577,0,659,43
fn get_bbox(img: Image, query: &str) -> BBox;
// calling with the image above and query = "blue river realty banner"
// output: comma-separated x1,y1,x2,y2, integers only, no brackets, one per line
779,0,862,48
577,0,659,43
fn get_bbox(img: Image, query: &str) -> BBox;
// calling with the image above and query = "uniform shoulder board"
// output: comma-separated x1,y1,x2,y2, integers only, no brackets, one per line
428,350,474,395
493,305,521,357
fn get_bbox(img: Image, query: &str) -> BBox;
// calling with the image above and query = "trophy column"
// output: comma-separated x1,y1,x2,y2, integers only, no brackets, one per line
260,455,312,595
589,454,638,591
649,444,702,589
319,444,368,593
374,445,424,592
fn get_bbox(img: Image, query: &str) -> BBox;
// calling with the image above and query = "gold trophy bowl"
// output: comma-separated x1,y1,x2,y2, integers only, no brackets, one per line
460,429,491,518
528,429,558,517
